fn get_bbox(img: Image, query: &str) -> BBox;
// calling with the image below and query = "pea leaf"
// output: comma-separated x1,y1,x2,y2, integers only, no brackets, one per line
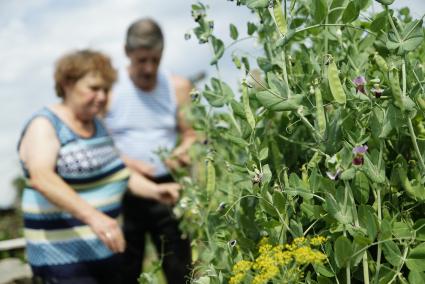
311,0,328,23
382,240,402,267
246,0,269,9
370,11,388,33
342,1,360,23
229,23,239,40
407,243,425,272
210,36,224,65
358,205,378,241
334,236,352,268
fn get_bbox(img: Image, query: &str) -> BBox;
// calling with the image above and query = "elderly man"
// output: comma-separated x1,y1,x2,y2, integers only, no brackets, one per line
105,18,194,284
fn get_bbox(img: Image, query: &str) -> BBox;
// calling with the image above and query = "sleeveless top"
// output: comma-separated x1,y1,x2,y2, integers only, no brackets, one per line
17,107,129,278
105,70,178,177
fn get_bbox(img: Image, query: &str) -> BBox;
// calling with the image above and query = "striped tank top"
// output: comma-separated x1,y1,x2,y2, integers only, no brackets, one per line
18,107,129,278
105,70,178,177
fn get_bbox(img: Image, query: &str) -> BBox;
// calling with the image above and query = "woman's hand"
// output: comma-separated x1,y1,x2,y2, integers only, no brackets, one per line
86,210,126,253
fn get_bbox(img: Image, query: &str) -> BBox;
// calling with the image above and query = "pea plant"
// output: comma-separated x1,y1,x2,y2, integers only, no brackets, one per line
176,0,425,283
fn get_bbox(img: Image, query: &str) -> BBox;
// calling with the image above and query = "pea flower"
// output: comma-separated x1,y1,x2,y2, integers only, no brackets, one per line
326,169,342,180
353,76,366,94
352,145,368,165
371,84,384,98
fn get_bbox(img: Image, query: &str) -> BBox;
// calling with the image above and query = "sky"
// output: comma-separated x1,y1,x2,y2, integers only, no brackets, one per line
0,0,424,208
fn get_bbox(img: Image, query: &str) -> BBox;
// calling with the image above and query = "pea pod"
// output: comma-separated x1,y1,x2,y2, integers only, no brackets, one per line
242,81,256,130
417,95,425,111
314,87,326,136
206,158,216,193
271,0,287,35
327,60,346,105
388,68,405,112
373,53,388,73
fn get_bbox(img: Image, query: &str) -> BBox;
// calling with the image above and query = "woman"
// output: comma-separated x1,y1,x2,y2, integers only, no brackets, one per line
17,49,180,284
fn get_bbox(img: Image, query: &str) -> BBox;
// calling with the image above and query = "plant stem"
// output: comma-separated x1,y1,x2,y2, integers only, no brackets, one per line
374,140,384,284
402,58,425,175
294,23,377,36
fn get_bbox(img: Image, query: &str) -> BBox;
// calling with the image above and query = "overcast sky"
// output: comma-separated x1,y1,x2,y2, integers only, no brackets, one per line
0,0,424,208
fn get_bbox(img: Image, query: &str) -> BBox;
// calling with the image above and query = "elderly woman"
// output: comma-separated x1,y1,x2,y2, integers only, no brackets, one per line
17,49,180,284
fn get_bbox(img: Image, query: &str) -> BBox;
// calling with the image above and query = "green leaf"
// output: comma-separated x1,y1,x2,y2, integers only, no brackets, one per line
267,72,289,97
259,147,269,161
247,22,257,35
392,221,412,240
325,193,352,224
382,240,402,267
262,164,272,185
370,11,388,33
334,236,352,268
353,171,370,204
246,0,269,9
256,91,304,111
273,191,286,212
352,235,370,266
314,263,335,277
340,168,356,180
407,243,425,272
229,23,238,40
210,36,224,65
342,1,360,23
414,219,425,241
362,155,385,184
358,205,378,241
409,271,425,284
260,190,279,218
311,0,328,23
375,0,395,5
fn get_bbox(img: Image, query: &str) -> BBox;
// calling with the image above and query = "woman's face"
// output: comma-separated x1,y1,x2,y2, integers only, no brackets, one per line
64,72,110,120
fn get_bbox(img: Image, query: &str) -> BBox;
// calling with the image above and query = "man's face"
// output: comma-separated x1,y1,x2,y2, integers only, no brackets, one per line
126,47,162,92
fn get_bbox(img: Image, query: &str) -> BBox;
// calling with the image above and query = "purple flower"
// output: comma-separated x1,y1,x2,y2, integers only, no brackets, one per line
326,169,342,180
352,145,368,165
353,145,368,155
353,76,366,94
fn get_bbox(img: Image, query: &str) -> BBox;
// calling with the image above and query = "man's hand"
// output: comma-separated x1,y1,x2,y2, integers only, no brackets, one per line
156,182,182,205
165,147,191,171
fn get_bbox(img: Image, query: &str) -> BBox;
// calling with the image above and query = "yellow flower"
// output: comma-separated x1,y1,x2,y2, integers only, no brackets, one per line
310,236,327,246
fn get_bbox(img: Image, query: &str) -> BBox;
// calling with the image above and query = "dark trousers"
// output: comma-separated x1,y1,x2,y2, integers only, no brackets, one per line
121,175,192,284
35,274,120,284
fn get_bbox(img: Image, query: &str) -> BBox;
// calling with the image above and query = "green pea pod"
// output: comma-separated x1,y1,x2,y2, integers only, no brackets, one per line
374,53,388,73
272,0,287,35
206,158,216,193
242,82,256,130
315,87,326,136
417,96,425,111
327,61,346,105
389,68,405,112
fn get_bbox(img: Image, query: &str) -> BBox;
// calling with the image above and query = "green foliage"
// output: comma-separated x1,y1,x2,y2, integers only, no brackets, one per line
179,0,425,283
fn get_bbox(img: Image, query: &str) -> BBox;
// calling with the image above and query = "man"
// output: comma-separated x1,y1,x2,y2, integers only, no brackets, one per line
105,18,195,284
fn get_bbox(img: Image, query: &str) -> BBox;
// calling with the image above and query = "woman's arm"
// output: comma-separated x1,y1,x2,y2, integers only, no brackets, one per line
19,117,125,253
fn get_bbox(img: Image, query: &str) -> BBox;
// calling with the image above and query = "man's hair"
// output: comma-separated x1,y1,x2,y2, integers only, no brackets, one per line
125,18,164,51
54,49,117,98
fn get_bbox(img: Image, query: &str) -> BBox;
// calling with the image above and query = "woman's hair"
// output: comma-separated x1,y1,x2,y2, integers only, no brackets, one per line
54,49,117,98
